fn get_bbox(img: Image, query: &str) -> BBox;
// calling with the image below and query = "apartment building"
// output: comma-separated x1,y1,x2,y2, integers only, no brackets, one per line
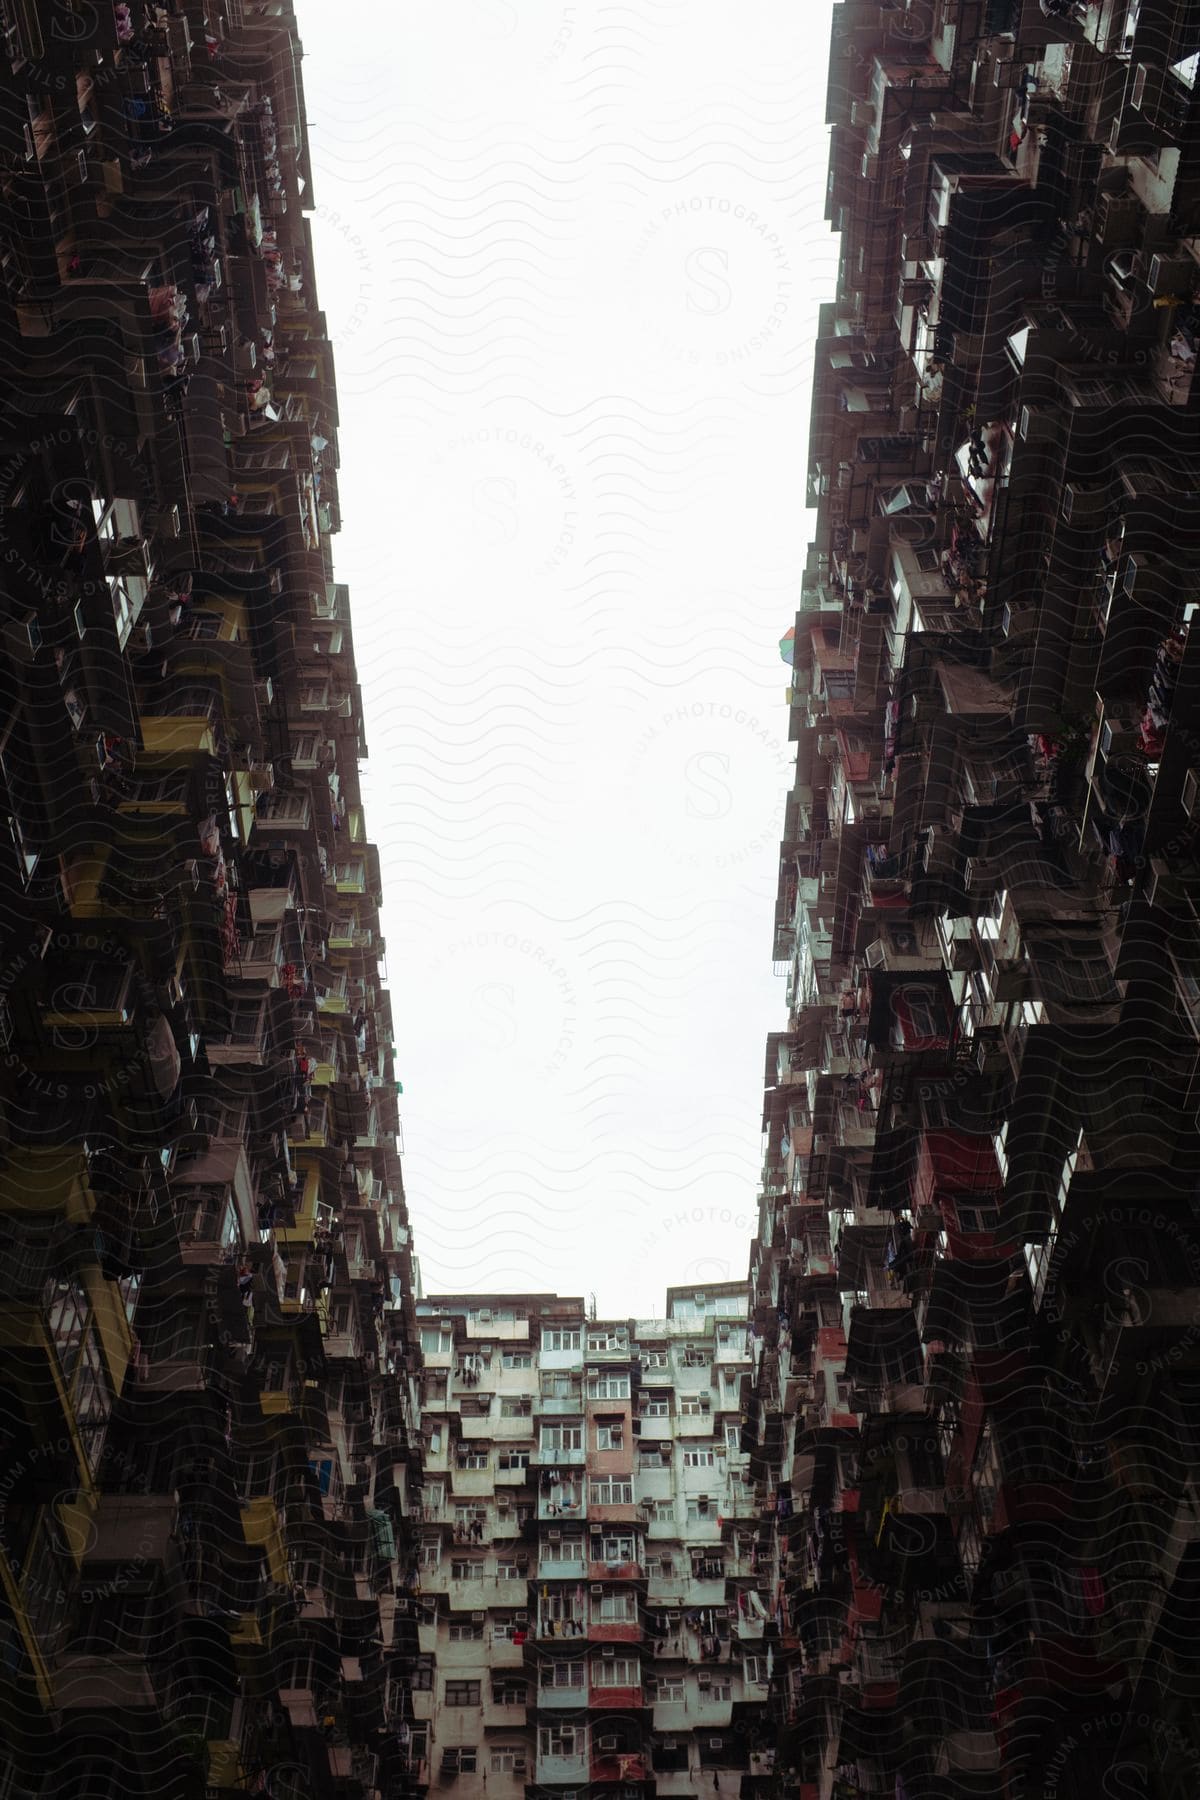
744,3,1200,1799
412,1286,784,1797
0,4,425,1797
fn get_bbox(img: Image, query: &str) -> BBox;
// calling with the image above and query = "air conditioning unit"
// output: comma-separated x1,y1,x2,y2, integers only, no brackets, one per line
1099,711,1140,757
1018,404,1056,443
1147,253,1194,295
514,1610,528,1623
1130,63,1148,111
1060,483,1107,526
547,1529,562,1541
591,1584,604,1595
850,101,875,125
1183,770,1200,819
601,1645,616,1657
709,1738,724,1750
471,1611,486,1622
477,1309,492,1321
861,152,878,180
597,1736,620,1752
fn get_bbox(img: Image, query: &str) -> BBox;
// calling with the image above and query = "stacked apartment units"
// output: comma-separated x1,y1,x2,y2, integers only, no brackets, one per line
410,1286,783,1798
740,2,1200,1799
0,4,426,1797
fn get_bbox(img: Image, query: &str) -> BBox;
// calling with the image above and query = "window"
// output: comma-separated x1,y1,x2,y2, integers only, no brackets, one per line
541,1424,583,1452
443,1749,477,1775
450,1560,482,1581
588,1330,627,1353
449,1620,483,1641
500,1397,531,1417
593,1656,639,1687
642,1349,668,1367
653,1499,675,1523
493,1614,523,1641
456,1450,490,1470
539,1725,579,1757
594,1590,637,1622
492,1750,528,1775
497,1560,524,1579
493,1679,527,1705
299,680,329,709
497,1449,531,1471
419,1540,441,1569
541,1661,585,1690
502,1351,532,1368
595,1422,624,1451
598,1534,635,1562
955,1204,1001,1234
683,1449,716,1468
542,1536,584,1562
641,1396,669,1417
744,1655,770,1685
686,1498,712,1522
541,1373,580,1400
590,1479,633,1505
444,1680,481,1706
542,1327,581,1352
699,1677,732,1703
653,1675,685,1702
421,1327,452,1355
587,1373,630,1401
724,1425,742,1450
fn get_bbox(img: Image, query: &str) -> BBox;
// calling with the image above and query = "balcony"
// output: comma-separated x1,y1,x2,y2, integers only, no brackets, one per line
592,1751,649,1782
537,1680,587,1711
536,1752,589,1784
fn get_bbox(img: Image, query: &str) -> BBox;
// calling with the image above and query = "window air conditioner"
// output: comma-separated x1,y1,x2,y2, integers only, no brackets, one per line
601,1645,616,1657
514,1610,528,1623
547,1529,562,1541
477,1309,492,1321
1183,770,1200,820
709,1738,724,1750
471,1611,486,1622
591,1584,604,1595
597,1736,620,1752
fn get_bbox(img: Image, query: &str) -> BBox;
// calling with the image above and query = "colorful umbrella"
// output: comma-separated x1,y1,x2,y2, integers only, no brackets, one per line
779,625,796,666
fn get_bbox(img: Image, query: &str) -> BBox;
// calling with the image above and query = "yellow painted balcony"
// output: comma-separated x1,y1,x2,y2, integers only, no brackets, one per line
241,1498,289,1584
0,1148,97,1220
140,716,216,760
206,1741,246,1788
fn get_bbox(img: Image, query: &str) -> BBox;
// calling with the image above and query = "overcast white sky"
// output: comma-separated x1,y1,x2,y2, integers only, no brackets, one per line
296,0,839,1318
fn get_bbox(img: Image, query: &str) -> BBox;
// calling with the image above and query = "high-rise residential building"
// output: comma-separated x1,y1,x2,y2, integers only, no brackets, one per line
0,4,426,1796
743,4,1200,1799
413,1285,778,1797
